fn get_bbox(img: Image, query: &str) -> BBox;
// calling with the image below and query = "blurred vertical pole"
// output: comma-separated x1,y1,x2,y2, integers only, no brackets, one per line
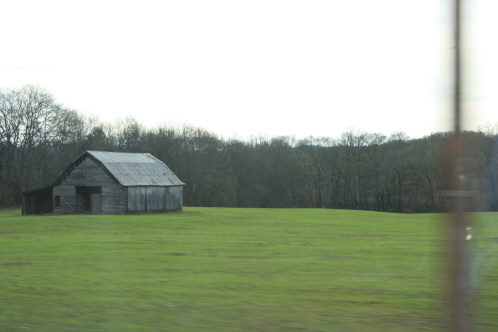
448,0,470,331
453,0,461,135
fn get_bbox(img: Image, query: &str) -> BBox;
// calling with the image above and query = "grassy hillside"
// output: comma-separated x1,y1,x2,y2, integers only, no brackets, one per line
1,208,497,331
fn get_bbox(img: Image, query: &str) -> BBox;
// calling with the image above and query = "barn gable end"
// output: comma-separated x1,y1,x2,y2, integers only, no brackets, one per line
53,157,126,214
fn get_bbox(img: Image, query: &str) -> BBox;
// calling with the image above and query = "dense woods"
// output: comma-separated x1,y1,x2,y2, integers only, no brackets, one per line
2,85,498,212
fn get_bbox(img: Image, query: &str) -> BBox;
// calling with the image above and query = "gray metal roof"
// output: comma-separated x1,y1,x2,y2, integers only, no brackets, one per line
87,151,185,187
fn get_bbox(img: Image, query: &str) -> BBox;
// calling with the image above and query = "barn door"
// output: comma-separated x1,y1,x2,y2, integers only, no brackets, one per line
91,194,102,214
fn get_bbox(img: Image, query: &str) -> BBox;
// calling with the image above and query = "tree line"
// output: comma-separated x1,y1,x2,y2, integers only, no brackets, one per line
2,85,498,212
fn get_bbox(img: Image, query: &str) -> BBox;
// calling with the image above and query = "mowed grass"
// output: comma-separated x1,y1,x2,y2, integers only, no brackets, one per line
1,208,497,331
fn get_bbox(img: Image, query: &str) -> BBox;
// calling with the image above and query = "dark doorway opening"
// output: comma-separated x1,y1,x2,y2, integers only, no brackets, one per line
76,186,102,213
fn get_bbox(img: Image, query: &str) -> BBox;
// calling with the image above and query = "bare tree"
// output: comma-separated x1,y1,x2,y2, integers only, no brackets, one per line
0,85,76,201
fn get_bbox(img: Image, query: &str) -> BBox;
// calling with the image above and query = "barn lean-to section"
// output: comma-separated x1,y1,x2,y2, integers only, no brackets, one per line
22,186,54,215
22,151,185,214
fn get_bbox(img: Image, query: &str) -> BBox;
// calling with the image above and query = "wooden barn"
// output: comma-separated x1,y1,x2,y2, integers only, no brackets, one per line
22,151,185,214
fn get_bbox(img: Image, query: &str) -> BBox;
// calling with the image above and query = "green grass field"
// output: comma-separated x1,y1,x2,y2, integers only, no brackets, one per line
1,208,497,331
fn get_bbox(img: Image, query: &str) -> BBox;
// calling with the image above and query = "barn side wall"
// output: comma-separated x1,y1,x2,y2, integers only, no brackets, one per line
53,157,125,214
165,186,183,211
127,185,183,212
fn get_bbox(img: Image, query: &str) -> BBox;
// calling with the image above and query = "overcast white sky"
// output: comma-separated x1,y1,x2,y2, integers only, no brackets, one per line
1,0,497,140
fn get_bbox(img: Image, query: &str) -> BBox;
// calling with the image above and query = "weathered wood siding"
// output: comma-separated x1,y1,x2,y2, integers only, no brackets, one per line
127,185,183,212
127,187,147,212
165,186,183,211
53,158,125,214
53,185,76,213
